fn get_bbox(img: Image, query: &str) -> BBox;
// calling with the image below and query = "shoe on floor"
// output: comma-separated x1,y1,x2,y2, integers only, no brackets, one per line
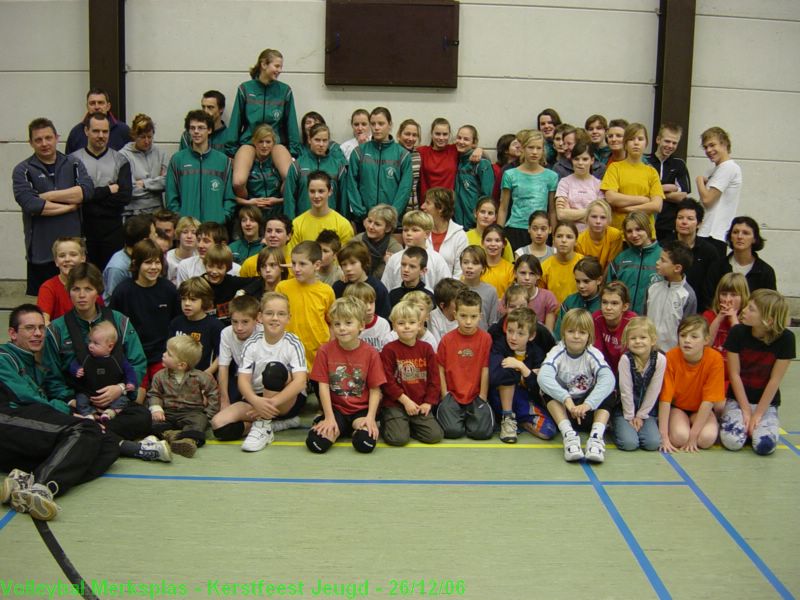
170,437,198,458
271,415,301,433
139,439,172,462
10,482,60,521
585,435,606,464
499,415,518,444
563,432,584,462
161,430,182,444
1,469,34,504
242,419,274,452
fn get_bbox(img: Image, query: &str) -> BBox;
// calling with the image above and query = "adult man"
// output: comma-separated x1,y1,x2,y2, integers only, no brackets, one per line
71,112,133,270
179,90,229,154
673,198,721,311
647,123,691,242
65,88,131,154
13,118,93,295
166,110,237,224
696,126,742,255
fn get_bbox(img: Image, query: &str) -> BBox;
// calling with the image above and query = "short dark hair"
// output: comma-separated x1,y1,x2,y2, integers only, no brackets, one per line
433,278,467,309
675,198,704,224
726,216,765,252
197,221,228,244
292,241,322,263
454,289,482,310
28,117,57,140
9,303,43,331
337,241,371,270
153,209,179,227
308,170,332,190
266,214,293,236
402,245,428,269
184,109,214,132
663,240,694,273
202,90,226,111
316,229,342,253
124,214,154,248
67,263,104,296
83,111,110,128
86,88,110,102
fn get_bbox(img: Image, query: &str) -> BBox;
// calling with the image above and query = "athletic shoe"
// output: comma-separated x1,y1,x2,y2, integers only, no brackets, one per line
585,436,606,464
161,430,182,444
1,469,34,504
242,419,274,452
499,415,518,444
169,437,197,459
10,482,60,521
563,432,584,462
139,439,172,462
271,416,301,433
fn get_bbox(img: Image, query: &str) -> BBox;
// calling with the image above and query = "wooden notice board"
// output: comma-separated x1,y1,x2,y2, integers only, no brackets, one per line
325,0,460,88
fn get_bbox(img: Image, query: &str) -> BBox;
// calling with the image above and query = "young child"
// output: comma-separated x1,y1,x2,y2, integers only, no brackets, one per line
503,255,558,331
306,297,386,454
316,229,344,286
459,245,499,329
148,335,220,458
704,273,749,360
215,295,263,410
435,290,493,439
612,317,665,451
554,256,603,339
454,125,495,228
202,243,253,324
344,282,392,352
380,301,443,446
69,321,136,422
658,316,725,453
229,205,265,264
489,307,556,443
514,211,554,261
539,308,616,462
168,277,225,374
289,170,354,248
646,240,697,351
392,292,439,350
389,246,431,307
720,290,795,455
427,278,467,345
334,241,391,318
466,197,514,262
499,129,558,250
593,281,637,374
541,221,584,304
575,199,623,272
175,221,240,285
38,237,89,324
480,225,515,299
607,211,662,314
230,292,308,451
555,140,603,231
276,241,335,372
381,210,451,293
489,286,557,357
351,204,402,280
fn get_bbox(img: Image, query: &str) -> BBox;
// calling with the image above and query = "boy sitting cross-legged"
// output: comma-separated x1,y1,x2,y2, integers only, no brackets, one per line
306,297,386,454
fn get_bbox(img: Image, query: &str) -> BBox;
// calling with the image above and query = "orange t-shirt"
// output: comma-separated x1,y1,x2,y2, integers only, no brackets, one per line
660,346,725,412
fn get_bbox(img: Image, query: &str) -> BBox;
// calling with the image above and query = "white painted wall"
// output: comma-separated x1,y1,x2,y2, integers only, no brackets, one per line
1,0,796,301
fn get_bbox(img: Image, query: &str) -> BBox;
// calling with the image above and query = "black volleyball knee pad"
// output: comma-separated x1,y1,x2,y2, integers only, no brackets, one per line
306,431,333,454
262,361,289,393
352,429,376,454
213,421,245,441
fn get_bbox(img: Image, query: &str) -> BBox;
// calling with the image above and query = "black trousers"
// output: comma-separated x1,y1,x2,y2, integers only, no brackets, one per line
0,403,120,495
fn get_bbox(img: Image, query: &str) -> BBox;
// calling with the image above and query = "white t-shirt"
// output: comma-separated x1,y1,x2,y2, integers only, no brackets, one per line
219,324,264,367
360,316,392,352
381,246,451,293
175,255,241,285
166,248,198,285
239,332,307,395
698,159,742,242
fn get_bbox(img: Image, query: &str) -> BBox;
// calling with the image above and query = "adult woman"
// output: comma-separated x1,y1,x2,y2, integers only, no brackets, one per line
421,187,468,278
119,114,168,217
704,216,777,306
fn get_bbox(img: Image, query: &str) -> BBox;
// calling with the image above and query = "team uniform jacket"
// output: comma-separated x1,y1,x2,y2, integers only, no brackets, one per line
346,137,412,220
166,147,236,223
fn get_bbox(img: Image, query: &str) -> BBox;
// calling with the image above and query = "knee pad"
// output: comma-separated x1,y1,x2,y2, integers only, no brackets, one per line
213,421,245,441
754,435,777,456
262,362,289,393
306,431,332,454
352,429,376,454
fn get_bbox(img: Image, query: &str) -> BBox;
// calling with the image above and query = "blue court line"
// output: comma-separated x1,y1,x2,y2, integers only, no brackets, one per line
785,431,800,435
582,464,671,600
601,481,685,487
663,454,794,599
779,436,800,458
0,508,16,531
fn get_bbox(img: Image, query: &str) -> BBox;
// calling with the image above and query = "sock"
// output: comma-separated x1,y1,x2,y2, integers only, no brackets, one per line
590,422,606,439
502,410,513,418
119,440,140,458
557,419,574,436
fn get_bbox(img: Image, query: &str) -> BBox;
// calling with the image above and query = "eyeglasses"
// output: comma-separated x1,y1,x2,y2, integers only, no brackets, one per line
18,325,46,333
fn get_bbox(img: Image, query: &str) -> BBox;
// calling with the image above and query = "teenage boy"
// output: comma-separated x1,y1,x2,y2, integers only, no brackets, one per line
435,290,493,439
168,277,224,374
153,209,179,246
166,110,237,224
13,118,93,295
585,114,610,165
388,246,431,307
276,241,335,371
179,90,229,154
65,88,130,154
176,221,240,284
428,278,467,344
102,214,155,301
306,297,386,454
229,205,265,263
696,127,742,255
673,198,722,311
381,210,450,292
646,240,697,352
646,123,691,242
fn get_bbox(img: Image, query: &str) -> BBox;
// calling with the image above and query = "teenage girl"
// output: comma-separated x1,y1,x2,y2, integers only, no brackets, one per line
242,246,287,299
540,221,584,305
514,211,554,261
555,140,603,231
480,224,515,299
454,125,495,229
606,211,662,315
396,119,422,215
554,257,603,339
340,108,371,161
166,217,200,285
492,133,521,200
467,198,514,262
536,108,561,167
575,199,623,272
242,124,284,221
498,129,558,251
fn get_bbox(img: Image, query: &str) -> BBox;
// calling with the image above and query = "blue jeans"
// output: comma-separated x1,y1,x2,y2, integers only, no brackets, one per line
612,410,661,451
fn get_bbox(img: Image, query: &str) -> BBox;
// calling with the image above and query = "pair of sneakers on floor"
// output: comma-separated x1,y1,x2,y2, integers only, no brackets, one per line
241,416,302,452
562,431,605,463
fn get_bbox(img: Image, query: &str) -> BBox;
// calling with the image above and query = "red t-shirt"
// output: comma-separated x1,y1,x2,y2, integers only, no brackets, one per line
311,339,386,415
436,328,492,405
430,230,447,252
418,144,458,199
37,275,104,321
380,339,440,408
593,310,637,374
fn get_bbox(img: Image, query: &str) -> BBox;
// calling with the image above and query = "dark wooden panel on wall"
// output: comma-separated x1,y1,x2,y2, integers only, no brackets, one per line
325,0,460,88
89,0,126,120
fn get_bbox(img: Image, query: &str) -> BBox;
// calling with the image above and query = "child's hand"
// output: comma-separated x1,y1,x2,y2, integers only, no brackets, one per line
384,251,394,262
629,417,643,432
747,410,763,437
681,434,700,453
125,383,136,392
418,403,432,416
555,197,569,211
68,399,77,408
152,411,165,423
312,417,339,440
569,403,591,425
401,398,420,416
76,367,85,378
659,435,678,453
354,416,379,440
501,357,524,372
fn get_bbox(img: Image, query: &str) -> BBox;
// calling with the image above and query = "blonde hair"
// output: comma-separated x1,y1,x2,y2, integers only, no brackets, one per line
167,335,203,369
749,289,789,344
52,236,86,260
711,273,750,314
328,296,367,325
389,301,422,324
252,123,276,145
561,308,595,346
367,204,398,231
260,291,290,312
130,113,155,137
176,216,201,237
403,290,434,312
343,281,376,304
621,316,657,348
516,129,546,166
89,321,118,345
586,199,612,221
623,212,652,237
402,210,434,233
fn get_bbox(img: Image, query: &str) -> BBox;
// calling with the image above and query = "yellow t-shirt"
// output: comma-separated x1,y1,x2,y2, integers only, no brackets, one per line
239,247,293,278
289,210,354,252
541,253,584,304
480,259,515,299
465,228,514,263
275,278,334,370
600,160,664,234
575,227,624,270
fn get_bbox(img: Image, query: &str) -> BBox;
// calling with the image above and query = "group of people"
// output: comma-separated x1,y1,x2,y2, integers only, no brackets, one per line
3,48,793,522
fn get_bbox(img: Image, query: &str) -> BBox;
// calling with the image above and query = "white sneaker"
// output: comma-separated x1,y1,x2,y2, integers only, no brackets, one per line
585,436,606,463
11,481,60,521
242,419,274,452
271,416,301,433
500,415,518,444
1,469,34,504
563,432,584,462
139,439,172,462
